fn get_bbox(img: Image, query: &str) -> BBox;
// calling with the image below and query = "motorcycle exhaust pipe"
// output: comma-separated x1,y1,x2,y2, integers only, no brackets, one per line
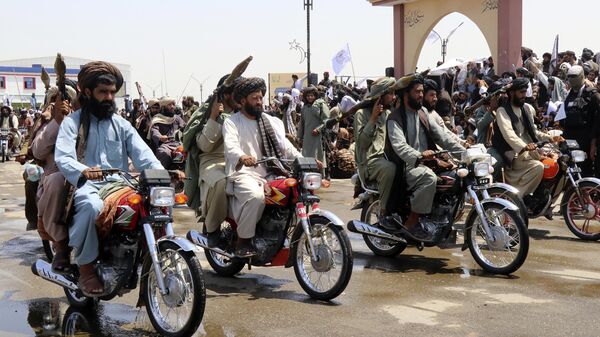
31,259,78,291
186,230,235,259
346,220,406,243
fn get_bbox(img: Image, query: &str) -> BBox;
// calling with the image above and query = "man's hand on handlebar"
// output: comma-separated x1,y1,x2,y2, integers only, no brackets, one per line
551,136,565,143
239,155,257,167
82,166,103,181
159,135,168,143
171,170,186,181
524,143,537,152
421,150,436,160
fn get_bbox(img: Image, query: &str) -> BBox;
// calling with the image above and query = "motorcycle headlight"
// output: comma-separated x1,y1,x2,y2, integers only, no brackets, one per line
474,162,491,177
150,187,175,207
302,172,322,190
571,150,587,163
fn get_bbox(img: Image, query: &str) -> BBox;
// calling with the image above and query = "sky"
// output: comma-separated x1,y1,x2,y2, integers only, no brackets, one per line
3,0,599,101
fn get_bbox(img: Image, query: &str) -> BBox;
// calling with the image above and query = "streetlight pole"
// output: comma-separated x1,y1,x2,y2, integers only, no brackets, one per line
304,0,313,85
431,21,464,64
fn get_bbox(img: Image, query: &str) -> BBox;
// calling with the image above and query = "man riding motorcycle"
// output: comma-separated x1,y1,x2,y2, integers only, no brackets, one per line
222,77,304,257
491,78,562,198
353,77,397,232
385,76,465,241
1,105,21,154
55,61,175,295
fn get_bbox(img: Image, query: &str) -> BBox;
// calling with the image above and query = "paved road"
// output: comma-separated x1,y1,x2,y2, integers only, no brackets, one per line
0,160,599,337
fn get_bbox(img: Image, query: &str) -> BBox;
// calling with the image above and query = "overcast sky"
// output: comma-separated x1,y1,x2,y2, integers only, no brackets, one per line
4,0,598,100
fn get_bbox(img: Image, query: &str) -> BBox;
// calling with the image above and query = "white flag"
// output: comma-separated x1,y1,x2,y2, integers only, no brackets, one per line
554,102,566,122
332,44,352,75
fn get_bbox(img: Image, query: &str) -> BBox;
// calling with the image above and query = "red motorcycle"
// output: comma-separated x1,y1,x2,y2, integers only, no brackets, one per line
31,168,206,337
187,157,353,300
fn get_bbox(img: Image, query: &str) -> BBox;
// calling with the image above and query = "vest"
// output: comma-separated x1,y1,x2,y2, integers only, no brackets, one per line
384,107,436,211
491,103,538,164
564,86,597,130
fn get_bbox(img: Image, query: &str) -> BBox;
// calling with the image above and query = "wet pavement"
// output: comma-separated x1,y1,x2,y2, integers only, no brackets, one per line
0,160,599,336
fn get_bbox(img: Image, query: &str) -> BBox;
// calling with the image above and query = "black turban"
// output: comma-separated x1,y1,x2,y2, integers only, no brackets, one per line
423,79,439,93
78,61,124,92
233,77,266,103
509,77,529,91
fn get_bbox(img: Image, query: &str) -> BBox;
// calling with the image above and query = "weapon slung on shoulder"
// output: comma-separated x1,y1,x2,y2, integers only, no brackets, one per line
54,53,67,100
135,82,148,105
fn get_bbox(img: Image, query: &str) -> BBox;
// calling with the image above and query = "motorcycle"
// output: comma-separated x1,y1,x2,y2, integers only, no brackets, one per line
348,149,529,275
187,157,354,300
31,168,206,337
489,133,600,240
170,142,186,193
1,128,10,162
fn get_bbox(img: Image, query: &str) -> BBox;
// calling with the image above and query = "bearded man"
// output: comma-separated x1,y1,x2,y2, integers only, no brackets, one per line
0,105,21,153
55,61,164,295
223,78,303,257
492,78,560,198
149,97,186,168
298,86,330,173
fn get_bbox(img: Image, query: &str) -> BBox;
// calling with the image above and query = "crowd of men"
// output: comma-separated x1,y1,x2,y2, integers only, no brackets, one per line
2,44,599,292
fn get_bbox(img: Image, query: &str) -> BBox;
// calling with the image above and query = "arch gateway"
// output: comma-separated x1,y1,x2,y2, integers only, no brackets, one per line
369,0,523,76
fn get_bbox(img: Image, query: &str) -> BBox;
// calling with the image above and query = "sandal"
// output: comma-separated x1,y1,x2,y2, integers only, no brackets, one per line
78,267,104,296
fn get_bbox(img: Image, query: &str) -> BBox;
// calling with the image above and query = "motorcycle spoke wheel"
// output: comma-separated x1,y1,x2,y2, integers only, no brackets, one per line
563,183,600,240
361,200,406,256
466,203,528,274
293,217,353,300
144,241,205,336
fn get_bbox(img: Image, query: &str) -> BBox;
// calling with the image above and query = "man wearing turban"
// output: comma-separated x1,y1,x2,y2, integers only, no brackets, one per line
298,86,330,175
354,77,398,232
492,78,560,198
223,77,302,257
55,61,164,295
148,96,186,168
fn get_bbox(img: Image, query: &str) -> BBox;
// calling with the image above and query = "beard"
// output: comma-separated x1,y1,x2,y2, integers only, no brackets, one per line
511,95,525,107
244,102,263,118
423,99,436,111
407,95,422,111
84,95,117,120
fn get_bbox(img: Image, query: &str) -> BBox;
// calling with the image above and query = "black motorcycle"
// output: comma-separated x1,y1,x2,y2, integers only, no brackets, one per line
348,149,529,275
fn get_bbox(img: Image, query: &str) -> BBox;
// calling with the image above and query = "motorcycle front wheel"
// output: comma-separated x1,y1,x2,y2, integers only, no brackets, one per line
141,241,206,337
292,216,353,301
360,199,406,257
561,181,600,240
465,202,529,275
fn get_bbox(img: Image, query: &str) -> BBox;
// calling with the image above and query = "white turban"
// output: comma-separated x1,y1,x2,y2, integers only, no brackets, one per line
339,96,357,113
45,85,77,104
159,96,176,108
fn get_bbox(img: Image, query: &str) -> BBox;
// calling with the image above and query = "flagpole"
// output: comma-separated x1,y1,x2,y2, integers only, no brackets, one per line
346,43,357,86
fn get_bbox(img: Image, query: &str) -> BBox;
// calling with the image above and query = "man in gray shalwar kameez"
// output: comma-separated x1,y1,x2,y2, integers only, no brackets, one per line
55,62,164,295
385,76,465,241
298,86,329,170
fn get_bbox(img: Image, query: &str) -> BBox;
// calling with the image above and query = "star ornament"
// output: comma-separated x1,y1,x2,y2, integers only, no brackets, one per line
289,39,300,50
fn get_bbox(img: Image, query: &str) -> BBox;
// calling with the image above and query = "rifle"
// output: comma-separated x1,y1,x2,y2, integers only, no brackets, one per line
135,82,148,110
41,67,51,93
54,53,67,101
200,55,253,127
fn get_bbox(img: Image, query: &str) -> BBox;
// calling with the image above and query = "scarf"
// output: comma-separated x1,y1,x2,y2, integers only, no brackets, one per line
146,113,176,140
257,115,288,176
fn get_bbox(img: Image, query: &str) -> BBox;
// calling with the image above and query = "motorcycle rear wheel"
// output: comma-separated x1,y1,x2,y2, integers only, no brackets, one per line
64,287,98,309
203,221,245,277
292,216,353,301
485,187,529,227
561,181,600,241
360,200,407,257
42,239,55,261
465,202,528,275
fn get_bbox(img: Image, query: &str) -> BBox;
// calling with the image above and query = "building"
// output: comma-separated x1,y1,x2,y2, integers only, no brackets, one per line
0,56,132,109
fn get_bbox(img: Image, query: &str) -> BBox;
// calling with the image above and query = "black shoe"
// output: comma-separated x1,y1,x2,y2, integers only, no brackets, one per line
404,224,434,242
378,215,400,233
206,230,221,248
235,239,257,258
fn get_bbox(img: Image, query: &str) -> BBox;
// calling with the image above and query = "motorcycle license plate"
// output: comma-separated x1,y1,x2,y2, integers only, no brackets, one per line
478,178,490,185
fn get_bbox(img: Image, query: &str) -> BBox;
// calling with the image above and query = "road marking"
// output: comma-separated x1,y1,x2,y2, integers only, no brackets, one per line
538,268,600,282
382,300,461,326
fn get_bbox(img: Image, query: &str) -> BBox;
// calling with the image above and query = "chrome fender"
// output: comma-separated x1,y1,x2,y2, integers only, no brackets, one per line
489,182,520,195
576,177,600,187
480,197,520,212
156,235,198,252
310,209,345,229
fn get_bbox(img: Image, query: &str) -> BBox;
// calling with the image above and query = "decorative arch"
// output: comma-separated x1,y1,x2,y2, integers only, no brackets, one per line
369,0,522,76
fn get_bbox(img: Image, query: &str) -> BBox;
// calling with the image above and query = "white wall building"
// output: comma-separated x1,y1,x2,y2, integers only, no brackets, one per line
0,56,131,109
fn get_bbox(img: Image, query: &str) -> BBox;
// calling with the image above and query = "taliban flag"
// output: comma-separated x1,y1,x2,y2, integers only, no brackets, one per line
332,44,352,75
550,35,559,74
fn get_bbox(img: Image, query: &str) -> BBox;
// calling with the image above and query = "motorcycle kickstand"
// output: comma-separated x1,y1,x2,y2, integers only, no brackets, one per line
247,258,252,271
